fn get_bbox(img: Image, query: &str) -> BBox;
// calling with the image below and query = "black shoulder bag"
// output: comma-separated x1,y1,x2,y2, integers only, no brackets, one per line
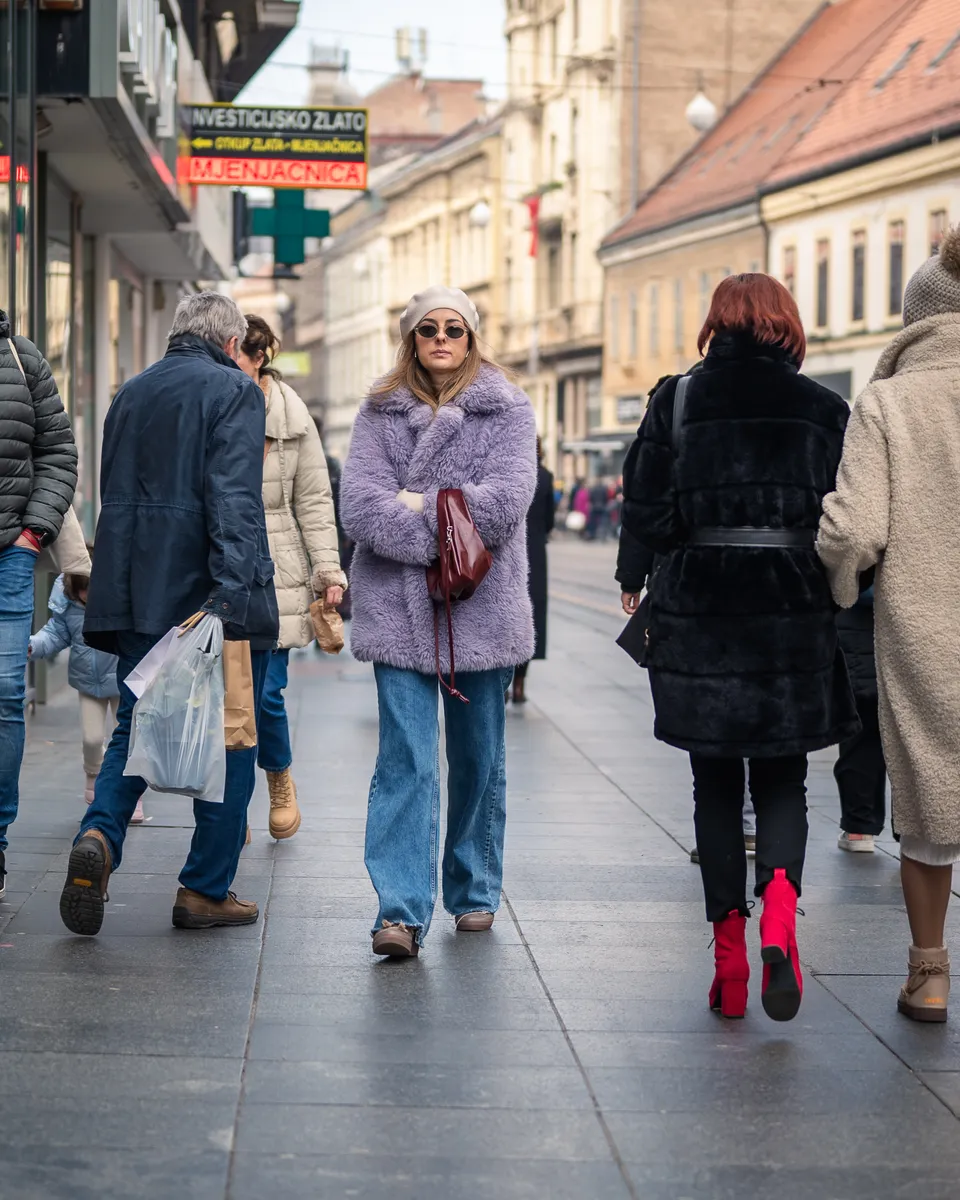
616,375,690,668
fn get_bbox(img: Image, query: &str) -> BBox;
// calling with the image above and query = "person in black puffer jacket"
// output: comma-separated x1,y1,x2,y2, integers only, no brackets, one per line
835,583,888,853
0,312,78,900
623,274,859,1024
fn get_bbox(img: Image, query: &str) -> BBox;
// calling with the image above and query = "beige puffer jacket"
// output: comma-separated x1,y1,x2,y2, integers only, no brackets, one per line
263,376,346,649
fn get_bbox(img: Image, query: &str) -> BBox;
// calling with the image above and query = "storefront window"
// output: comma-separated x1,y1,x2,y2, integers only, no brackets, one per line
45,241,71,405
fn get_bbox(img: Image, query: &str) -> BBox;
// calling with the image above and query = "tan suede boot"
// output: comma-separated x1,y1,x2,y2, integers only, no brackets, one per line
267,768,301,840
898,946,950,1023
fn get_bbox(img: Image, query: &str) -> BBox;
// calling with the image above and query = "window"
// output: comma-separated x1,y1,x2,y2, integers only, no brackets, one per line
550,19,559,79
674,279,684,352
549,133,558,181
547,240,562,309
699,270,711,321
649,283,660,357
873,40,922,90
610,294,620,361
572,0,580,44
569,232,577,302
570,105,579,166
816,239,830,328
627,290,638,360
852,230,866,323
930,209,948,255
927,29,960,72
505,256,513,318
783,245,797,296
889,221,905,317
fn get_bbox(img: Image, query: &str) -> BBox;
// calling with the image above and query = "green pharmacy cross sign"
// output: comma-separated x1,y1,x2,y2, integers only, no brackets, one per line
248,190,330,268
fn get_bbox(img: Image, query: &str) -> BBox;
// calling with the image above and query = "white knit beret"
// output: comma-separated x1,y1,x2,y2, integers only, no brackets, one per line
399,286,480,339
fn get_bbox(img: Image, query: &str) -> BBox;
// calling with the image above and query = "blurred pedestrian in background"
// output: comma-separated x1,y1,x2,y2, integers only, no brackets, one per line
29,555,143,822
587,478,611,541
834,581,887,854
0,312,77,900
238,316,345,841
510,437,555,705
60,292,278,937
341,286,536,959
819,228,960,1024
622,273,857,1022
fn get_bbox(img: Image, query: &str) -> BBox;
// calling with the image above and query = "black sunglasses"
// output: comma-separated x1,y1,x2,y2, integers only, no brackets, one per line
415,321,467,340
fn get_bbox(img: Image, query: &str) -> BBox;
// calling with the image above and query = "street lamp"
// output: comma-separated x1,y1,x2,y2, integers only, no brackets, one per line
686,78,718,133
469,200,491,228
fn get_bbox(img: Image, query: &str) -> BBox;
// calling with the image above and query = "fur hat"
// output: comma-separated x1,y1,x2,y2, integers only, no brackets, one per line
902,227,960,326
399,287,480,340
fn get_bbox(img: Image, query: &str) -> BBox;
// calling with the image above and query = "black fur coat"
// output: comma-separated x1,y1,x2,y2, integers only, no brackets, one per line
622,333,859,758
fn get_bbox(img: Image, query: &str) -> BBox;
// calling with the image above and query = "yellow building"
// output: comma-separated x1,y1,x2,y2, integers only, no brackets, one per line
597,0,909,452
379,118,505,355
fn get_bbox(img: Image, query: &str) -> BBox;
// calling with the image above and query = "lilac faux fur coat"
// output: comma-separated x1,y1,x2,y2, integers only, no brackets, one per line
341,365,537,674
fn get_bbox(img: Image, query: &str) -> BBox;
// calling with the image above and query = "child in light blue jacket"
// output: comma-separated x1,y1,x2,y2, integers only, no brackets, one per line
30,569,145,822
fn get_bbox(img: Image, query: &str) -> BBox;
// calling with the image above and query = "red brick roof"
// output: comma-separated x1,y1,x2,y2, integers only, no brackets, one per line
602,0,936,249
767,0,960,186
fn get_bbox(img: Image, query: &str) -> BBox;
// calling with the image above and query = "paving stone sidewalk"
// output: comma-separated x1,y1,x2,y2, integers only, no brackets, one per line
1,540,959,1199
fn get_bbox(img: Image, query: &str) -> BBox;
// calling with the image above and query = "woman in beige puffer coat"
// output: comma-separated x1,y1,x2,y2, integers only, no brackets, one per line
238,316,347,841
818,228,960,1025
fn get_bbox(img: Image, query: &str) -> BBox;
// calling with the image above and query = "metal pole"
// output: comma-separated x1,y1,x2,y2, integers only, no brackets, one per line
630,0,641,210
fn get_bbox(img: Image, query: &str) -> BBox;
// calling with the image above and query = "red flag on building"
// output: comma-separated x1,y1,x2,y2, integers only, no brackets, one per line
523,194,540,258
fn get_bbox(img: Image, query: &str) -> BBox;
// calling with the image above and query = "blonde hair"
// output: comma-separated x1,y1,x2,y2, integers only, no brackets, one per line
371,328,509,410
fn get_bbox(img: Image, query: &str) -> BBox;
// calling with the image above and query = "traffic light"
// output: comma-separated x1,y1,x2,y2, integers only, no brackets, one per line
232,189,249,265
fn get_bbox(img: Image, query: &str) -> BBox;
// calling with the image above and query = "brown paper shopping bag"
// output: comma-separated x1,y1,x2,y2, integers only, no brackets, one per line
222,639,258,749
310,598,344,654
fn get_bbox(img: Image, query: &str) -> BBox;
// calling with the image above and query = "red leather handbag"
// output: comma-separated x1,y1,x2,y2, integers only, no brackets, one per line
426,488,493,703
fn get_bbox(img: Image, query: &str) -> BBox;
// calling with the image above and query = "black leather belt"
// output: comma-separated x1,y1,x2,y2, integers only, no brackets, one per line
688,527,817,548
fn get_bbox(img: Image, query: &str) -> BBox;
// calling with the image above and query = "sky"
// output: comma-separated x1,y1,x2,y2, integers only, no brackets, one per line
238,0,509,107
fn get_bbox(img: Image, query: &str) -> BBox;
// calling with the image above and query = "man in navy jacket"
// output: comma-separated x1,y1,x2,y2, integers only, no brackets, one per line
60,292,279,937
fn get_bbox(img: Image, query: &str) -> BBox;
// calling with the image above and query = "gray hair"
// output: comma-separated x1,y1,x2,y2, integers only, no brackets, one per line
169,291,247,348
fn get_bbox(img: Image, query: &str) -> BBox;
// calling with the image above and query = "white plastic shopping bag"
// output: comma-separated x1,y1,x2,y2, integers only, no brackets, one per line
124,626,179,700
124,614,226,802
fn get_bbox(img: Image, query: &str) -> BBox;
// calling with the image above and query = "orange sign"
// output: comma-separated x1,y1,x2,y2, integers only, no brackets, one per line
178,156,368,190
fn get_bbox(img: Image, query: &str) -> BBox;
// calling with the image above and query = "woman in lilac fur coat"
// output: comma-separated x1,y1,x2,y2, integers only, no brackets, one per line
340,286,537,958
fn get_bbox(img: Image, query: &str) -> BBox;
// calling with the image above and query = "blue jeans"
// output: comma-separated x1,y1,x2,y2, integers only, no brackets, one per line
257,649,292,773
0,546,36,852
78,632,269,900
366,664,511,943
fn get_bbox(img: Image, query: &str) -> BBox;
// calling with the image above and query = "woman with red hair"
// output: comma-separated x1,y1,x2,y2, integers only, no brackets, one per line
620,273,857,1022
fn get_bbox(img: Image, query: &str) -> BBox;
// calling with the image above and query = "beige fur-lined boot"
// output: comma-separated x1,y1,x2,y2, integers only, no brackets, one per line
898,946,949,1023
267,768,301,840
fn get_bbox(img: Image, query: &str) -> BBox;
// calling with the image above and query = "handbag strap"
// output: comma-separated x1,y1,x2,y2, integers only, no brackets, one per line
671,375,690,453
7,339,26,384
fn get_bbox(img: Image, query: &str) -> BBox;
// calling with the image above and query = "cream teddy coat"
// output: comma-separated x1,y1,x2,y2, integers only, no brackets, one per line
262,375,346,649
817,313,960,845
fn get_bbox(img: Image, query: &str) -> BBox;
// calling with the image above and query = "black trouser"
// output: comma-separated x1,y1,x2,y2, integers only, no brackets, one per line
690,754,808,923
834,695,887,835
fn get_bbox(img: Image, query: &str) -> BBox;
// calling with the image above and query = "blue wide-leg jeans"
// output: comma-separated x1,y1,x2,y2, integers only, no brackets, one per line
365,663,512,944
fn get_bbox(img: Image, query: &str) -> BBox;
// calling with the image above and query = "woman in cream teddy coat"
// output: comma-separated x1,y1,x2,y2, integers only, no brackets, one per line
238,316,346,841
818,228,960,1024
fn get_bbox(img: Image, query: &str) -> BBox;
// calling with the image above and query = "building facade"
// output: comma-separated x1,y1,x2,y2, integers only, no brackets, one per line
9,0,300,532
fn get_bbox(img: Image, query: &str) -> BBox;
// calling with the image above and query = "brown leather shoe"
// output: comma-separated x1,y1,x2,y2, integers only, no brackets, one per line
267,768,302,840
898,945,949,1022
372,922,419,958
455,911,495,932
172,887,259,929
59,829,112,936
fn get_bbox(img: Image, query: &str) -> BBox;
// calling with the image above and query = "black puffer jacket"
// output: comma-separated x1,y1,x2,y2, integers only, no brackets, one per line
622,332,859,758
837,589,876,703
0,312,78,546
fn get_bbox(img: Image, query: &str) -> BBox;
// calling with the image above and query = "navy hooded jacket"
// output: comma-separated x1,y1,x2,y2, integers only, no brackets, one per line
84,335,279,653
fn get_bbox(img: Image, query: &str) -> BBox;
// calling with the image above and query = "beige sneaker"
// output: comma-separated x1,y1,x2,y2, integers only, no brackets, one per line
898,945,949,1023
267,768,301,840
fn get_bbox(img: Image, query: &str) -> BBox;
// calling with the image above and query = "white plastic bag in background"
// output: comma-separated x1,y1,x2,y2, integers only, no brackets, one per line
124,614,226,803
